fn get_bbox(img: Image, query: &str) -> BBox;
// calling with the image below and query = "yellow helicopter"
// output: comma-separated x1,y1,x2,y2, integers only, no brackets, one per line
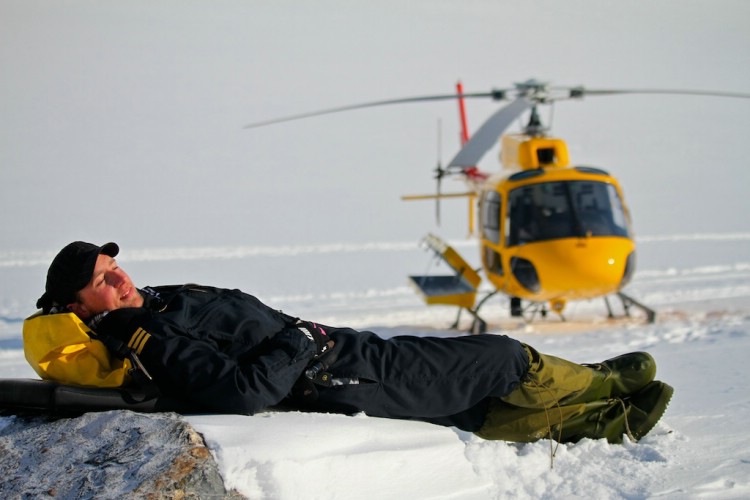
245,80,750,331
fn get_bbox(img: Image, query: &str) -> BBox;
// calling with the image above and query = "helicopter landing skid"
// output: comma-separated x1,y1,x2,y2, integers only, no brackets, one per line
454,290,663,333
451,307,488,335
451,289,499,334
451,291,567,333
518,301,564,323
605,292,656,324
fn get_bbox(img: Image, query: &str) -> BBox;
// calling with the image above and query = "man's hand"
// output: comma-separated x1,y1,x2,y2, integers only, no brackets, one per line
90,308,151,358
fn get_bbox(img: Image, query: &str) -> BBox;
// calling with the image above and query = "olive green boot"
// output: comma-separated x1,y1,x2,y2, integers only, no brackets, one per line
501,345,657,410
620,380,675,441
556,380,674,443
570,351,657,404
477,380,673,444
476,398,612,442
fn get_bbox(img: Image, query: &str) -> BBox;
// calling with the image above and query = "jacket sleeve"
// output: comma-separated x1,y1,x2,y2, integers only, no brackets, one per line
95,308,316,415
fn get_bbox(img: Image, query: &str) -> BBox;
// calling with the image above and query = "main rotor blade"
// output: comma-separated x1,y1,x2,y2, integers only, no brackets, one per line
401,192,475,200
448,97,531,168
244,91,506,129
572,88,750,100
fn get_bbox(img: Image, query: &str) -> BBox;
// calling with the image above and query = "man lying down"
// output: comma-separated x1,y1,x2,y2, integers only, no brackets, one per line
24,240,673,444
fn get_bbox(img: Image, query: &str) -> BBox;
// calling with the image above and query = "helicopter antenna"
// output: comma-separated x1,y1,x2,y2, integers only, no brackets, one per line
435,119,443,225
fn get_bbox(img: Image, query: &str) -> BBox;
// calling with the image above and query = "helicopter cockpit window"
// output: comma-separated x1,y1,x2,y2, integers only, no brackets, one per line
480,191,502,244
507,181,630,246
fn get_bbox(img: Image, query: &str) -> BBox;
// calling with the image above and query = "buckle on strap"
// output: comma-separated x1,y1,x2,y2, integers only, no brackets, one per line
305,363,333,387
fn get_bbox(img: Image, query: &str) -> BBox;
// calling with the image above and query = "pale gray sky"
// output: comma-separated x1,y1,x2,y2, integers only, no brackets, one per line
1,0,748,252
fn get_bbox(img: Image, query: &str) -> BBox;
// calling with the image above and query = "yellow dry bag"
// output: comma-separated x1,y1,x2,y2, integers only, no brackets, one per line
23,311,132,388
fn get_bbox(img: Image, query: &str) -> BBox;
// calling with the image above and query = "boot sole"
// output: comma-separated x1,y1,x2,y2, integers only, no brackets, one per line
628,381,674,441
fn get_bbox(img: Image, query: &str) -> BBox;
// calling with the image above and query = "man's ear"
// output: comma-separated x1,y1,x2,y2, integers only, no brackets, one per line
67,302,91,319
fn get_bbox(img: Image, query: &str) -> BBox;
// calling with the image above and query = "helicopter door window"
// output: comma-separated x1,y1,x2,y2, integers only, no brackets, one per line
481,191,502,244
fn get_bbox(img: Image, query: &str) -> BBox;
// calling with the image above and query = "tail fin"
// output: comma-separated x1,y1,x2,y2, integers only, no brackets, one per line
456,81,470,146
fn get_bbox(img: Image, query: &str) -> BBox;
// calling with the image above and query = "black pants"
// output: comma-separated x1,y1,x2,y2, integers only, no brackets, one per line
293,329,530,432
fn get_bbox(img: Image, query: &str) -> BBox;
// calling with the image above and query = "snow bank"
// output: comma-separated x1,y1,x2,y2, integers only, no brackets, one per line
185,311,750,499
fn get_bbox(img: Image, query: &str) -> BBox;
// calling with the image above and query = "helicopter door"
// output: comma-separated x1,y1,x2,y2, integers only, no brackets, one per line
480,190,504,276
481,191,502,244
409,233,481,310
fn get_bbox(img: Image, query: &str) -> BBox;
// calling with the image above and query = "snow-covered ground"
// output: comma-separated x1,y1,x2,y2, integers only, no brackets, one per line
2,1,749,498
1,235,749,499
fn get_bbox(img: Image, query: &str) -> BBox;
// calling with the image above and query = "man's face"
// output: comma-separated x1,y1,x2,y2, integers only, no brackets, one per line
69,254,144,319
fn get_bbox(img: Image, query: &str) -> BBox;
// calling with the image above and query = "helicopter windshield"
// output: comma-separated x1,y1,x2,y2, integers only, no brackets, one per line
506,181,630,246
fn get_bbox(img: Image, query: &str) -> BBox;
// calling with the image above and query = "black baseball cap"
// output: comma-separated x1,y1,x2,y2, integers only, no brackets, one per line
36,241,119,312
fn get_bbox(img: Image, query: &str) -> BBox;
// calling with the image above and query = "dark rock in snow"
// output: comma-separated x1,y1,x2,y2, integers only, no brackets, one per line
0,410,243,499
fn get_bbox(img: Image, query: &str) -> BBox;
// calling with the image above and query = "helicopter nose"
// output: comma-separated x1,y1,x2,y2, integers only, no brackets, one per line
521,237,635,299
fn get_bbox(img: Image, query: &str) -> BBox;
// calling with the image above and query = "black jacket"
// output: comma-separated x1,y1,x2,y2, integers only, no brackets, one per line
97,284,529,431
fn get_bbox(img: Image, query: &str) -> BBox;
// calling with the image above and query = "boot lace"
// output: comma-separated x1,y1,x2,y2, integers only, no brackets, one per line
531,380,563,469
529,384,638,469
614,397,637,442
